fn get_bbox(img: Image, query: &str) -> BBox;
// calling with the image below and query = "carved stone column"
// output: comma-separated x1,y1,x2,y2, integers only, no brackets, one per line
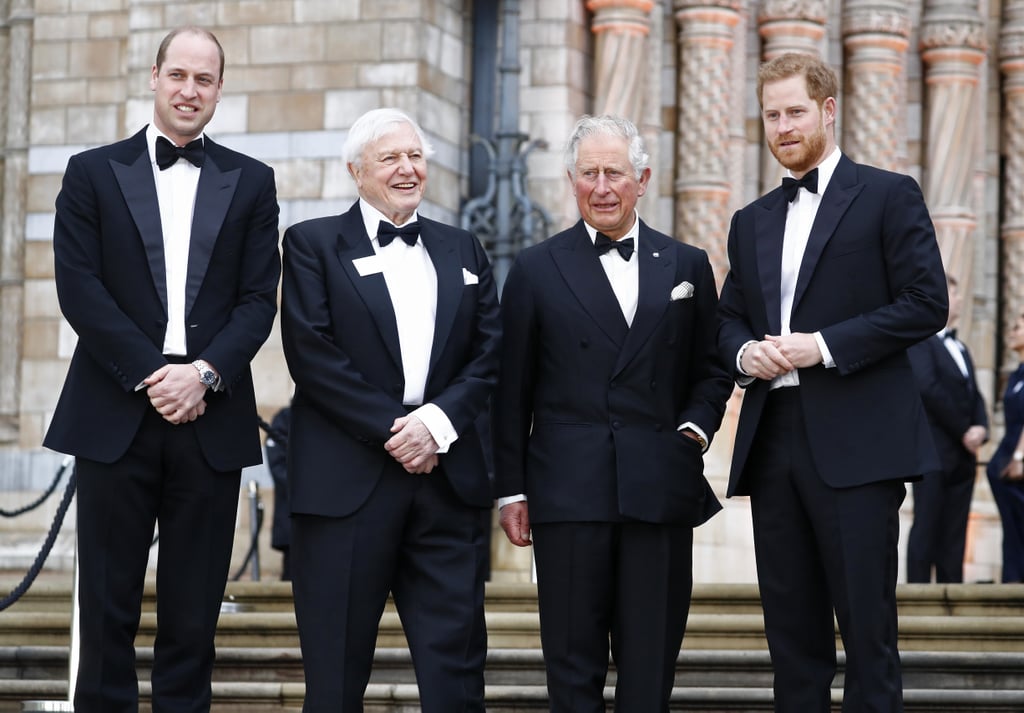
756,0,827,195
758,0,827,59
673,0,741,284
1000,0,1024,366
587,0,655,121
841,0,912,171
0,0,30,443
920,0,986,301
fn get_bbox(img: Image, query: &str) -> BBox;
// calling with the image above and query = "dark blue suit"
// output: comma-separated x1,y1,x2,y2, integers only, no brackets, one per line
44,127,281,712
494,219,731,711
280,201,500,712
718,153,947,711
906,333,987,582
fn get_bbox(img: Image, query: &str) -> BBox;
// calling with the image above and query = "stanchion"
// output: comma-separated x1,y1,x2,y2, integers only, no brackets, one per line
22,502,78,713
247,480,261,582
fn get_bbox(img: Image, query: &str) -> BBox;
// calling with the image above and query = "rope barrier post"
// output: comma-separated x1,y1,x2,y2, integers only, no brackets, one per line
19,456,76,713
247,480,261,582
68,533,80,706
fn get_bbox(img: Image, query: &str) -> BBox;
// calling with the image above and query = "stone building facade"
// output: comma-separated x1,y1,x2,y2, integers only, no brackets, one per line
0,0,1017,582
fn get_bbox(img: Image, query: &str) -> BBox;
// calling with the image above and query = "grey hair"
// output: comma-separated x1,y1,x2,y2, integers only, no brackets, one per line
343,108,435,168
564,115,649,180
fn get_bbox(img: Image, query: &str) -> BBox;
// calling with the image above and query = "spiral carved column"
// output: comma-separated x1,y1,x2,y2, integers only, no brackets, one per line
673,0,741,285
587,0,655,121
842,0,911,171
1000,1,1024,366
920,0,985,302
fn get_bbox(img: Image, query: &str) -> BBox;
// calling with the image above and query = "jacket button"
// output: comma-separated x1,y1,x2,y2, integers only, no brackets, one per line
612,421,622,430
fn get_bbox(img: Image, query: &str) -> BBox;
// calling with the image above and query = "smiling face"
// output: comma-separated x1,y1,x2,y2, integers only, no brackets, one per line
570,133,649,240
348,121,427,225
761,74,836,178
149,30,222,146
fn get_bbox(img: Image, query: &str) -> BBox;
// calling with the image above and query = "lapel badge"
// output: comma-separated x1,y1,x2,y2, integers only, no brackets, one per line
652,251,659,258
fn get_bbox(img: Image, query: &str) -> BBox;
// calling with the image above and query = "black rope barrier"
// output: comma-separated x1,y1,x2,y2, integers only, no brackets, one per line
230,498,264,582
0,464,76,612
0,456,73,517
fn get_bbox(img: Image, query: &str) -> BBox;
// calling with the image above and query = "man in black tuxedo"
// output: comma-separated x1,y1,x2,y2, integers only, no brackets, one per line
493,115,732,712
906,275,988,583
43,26,281,713
280,108,500,712
717,53,948,711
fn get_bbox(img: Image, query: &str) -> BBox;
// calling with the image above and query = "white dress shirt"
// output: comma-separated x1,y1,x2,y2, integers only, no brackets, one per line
359,199,457,452
939,328,970,378
147,124,201,357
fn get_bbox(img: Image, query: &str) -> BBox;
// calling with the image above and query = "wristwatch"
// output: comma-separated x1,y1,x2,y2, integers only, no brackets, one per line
192,359,218,389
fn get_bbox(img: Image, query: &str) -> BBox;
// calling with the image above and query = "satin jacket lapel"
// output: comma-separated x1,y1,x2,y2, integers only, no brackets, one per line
335,206,403,370
420,221,461,376
754,194,788,335
550,224,629,346
792,156,862,313
186,144,241,316
615,224,674,374
110,142,166,314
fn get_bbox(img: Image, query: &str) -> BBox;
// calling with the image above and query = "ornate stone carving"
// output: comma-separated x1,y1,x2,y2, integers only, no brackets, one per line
673,0,740,283
842,0,911,171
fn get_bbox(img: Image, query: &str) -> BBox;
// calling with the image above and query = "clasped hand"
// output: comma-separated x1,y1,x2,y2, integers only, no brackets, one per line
385,414,439,474
144,364,207,424
741,333,822,380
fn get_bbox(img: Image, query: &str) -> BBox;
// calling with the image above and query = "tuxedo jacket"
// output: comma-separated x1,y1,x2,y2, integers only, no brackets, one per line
280,201,501,517
44,127,281,471
907,334,987,477
718,154,948,496
493,220,732,526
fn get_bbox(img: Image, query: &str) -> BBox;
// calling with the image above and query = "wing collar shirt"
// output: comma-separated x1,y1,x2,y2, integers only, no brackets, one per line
359,198,457,452
147,124,201,358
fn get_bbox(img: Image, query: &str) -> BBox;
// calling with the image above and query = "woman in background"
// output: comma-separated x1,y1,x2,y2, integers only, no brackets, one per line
987,312,1024,582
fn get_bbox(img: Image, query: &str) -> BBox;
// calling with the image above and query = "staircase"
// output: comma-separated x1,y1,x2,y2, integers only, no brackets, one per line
2,576,1023,712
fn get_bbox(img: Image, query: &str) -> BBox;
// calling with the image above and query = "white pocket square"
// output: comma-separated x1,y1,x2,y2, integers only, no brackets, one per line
670,281,695,301
463,268,479,285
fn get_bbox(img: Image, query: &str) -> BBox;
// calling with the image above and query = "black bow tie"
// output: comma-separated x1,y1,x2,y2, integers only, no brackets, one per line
781,168,819,202
594,232,634,261
944,328,958,341
377,221,420,247
155,136,204,170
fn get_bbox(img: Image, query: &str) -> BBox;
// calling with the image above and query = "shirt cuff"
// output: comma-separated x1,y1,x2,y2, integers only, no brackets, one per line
498,494,527,509
814,331,835,368
408,402,458,453
677,422,709,452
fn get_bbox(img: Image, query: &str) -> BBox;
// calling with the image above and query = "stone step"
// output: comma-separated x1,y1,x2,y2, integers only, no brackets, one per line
5,646,1024,689
4,648,1024,712
6,578,1024,617
5,608,1024,652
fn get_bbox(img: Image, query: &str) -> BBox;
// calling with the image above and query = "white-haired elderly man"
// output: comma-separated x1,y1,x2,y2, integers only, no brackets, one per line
281,107,500,712
493,115,732,712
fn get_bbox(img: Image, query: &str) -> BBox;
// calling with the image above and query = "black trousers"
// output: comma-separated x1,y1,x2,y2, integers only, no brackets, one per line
74,407,241,713
291,461,488,713
748,388,905,713
906,466,974,583
532,520,694,713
